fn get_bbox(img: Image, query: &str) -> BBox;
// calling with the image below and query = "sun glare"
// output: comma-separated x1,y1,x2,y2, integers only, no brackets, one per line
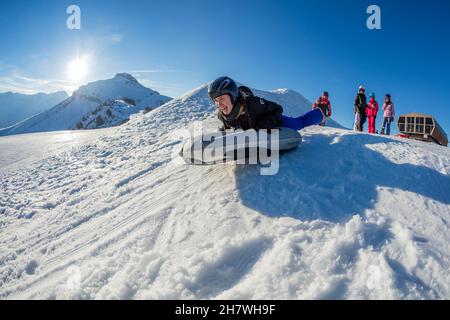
67,57,88,83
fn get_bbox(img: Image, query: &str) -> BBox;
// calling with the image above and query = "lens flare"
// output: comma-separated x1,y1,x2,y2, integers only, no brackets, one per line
67,57,88,83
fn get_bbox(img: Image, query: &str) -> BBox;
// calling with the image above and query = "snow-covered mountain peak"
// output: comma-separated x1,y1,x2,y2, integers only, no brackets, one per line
179,84,209,101
271,88,290,94
0,74,172,136
74,73,163,104
113,72,140,84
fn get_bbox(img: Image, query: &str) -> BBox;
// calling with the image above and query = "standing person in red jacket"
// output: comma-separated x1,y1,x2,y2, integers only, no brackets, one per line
312,91,332,126
366,92,379,134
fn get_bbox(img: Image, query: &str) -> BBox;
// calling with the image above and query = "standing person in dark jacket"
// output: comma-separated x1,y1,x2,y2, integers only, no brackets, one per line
312,91,332,126
354,85,367,132
208,77,324,131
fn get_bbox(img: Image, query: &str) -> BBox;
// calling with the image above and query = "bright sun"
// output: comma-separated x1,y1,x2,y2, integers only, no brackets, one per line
67,57,88,83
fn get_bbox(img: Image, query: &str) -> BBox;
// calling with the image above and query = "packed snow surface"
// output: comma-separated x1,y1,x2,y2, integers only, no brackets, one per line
0,85,449,299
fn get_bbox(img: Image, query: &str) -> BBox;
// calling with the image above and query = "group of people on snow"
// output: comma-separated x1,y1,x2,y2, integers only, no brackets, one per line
311,85,395,135
208,76,396,135
352,85,395,135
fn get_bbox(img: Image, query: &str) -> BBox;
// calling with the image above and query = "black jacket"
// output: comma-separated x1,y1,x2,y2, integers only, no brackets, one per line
218,86,283,130
355,93,367,116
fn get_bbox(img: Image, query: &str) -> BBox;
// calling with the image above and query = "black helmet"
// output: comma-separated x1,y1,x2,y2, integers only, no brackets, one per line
208,76,239,103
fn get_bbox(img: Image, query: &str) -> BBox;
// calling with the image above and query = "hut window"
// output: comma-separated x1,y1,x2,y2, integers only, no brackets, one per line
416,124,424,133
416,118,424,133
407,117,415,132
398,117,406,132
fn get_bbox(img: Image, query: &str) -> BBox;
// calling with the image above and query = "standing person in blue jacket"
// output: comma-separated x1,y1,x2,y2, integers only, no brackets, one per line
208,77,324,131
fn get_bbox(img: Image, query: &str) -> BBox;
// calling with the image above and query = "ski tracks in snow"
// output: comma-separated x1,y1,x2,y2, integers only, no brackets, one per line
0,148,228,298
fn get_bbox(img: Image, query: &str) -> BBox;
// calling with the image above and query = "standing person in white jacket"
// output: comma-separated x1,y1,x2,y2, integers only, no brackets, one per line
381,94,395,135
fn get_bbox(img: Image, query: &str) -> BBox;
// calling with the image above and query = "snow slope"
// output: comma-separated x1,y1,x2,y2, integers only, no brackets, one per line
0,74,171,136
0,91,68,129
0,85,449,300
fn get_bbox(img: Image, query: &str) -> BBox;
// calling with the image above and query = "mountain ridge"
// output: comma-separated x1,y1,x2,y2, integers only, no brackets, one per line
0,91,68,129
0,73,171,136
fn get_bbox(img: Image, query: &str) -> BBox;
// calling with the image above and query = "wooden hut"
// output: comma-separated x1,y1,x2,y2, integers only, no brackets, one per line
397,113,448,147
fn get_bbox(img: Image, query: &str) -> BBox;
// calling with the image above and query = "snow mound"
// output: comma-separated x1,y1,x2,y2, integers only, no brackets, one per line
0,84,449,300
0,74,171,136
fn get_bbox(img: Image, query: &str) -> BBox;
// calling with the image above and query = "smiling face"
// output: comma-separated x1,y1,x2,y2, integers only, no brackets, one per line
214,94,234,115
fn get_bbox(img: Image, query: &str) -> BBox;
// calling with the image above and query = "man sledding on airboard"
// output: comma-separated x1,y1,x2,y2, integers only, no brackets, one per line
181,76,326,168
208,76,325,132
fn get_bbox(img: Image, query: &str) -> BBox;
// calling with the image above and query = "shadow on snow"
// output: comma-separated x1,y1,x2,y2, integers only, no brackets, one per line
234,131,450,223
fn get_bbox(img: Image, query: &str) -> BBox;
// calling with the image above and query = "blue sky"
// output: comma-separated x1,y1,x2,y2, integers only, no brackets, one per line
0,0,449,133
